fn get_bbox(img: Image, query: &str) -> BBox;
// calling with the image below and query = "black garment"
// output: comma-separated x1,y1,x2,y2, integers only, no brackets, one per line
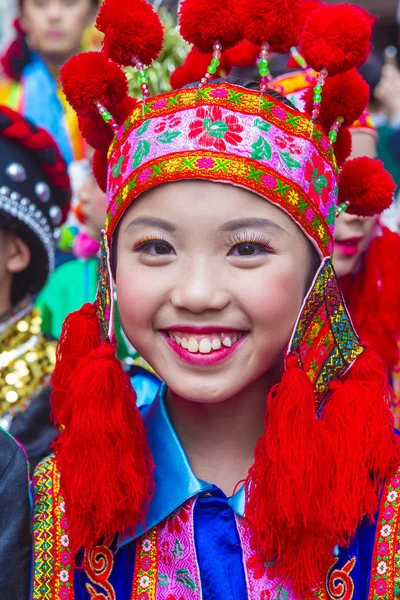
10,386,56,475
0,430,31,599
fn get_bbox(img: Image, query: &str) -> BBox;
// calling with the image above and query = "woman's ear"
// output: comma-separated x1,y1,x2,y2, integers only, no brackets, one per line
6,233,31,275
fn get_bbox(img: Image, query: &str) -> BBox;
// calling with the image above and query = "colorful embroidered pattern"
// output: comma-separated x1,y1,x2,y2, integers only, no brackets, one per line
235,515,328,600
368,466,400,599
96,232,114,342
32,455,74,600
132,499,202,599
84,535,116,599
132,529,158,600
106,149,334,257
289,259,364,403
106,83,337,257
326,557,356,600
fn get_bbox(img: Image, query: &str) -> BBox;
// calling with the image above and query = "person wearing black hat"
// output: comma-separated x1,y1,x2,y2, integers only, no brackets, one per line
0,105,71,472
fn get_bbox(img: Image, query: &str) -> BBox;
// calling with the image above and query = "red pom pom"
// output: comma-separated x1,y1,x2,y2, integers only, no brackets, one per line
236,0,302,52
96,0,163,66
300,4,373,75
61,52,128,118
179,0,243,53
334,127,352,167
170,65,191,90
223,39,259,68
339,158,395,217
92,149,109,193
78,114,113,151
170,49,231,88
303,69,369,128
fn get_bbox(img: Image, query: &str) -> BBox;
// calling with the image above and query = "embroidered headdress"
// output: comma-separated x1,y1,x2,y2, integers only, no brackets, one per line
53,0,398,595
0,106,71,302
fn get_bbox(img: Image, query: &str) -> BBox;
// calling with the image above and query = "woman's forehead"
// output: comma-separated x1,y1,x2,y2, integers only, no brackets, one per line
119,180,301,237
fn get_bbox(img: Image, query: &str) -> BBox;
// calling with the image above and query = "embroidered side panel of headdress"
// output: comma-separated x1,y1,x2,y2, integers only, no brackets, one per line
289,259,364,407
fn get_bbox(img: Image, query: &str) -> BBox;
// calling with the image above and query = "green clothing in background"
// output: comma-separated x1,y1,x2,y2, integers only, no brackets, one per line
35,257,131,360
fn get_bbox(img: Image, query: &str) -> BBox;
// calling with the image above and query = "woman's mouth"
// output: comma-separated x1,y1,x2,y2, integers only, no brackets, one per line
335,236,363,258
161,328,247,365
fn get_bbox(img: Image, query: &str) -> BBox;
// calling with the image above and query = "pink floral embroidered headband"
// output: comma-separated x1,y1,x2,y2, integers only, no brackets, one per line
60,0,394,259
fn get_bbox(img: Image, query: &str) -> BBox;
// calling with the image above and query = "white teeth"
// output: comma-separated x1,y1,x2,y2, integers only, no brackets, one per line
188,337,199,353
199,338,212,354
181,337,188,349
222,336,232,347
211,338,222,350
175,336,182,346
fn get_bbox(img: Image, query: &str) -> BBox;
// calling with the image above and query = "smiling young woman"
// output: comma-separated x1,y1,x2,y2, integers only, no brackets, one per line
30,1,400,599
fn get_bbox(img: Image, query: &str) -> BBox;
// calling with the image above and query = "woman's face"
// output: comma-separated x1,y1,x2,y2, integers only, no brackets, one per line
333,131,379,278
21,0,97,61
77,151,107,241
115,181,312,404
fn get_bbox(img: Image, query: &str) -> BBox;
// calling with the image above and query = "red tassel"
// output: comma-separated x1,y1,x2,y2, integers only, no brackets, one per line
339,158,395,217
60,52,129,119
96,0,164,66
302,69,370,128
51,303,100,428
341,227,400,374
179,0,243,53
245,351,398,596
92,149,109,193
53,341,154,551
300,4,373,76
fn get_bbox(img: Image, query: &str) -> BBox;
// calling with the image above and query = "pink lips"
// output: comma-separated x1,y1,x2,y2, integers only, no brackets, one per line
162,328,247,366
336,237,362,258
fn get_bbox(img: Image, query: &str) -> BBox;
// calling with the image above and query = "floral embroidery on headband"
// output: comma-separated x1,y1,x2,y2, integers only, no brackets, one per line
188,106,244,151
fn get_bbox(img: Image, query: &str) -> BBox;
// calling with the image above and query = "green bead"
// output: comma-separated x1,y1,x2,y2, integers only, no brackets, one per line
259,57,268,66
259,65,270,76
329,130,337,142
315,84,323,93
211,57,220,66
208,65,217,74
313,93,322,102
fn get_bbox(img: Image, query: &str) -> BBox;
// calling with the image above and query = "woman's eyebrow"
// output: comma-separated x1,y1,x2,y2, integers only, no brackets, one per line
219,218,287,234
124,216,176,233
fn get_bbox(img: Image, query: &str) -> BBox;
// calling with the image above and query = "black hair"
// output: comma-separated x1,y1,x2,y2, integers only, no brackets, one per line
0,215,48,305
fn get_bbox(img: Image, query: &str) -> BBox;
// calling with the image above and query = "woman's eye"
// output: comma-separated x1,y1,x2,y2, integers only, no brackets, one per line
228,242,269,257
135,240,175,256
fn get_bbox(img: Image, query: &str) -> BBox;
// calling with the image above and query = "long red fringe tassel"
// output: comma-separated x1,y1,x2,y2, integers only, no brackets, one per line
245,351,399,597
51,304,154,551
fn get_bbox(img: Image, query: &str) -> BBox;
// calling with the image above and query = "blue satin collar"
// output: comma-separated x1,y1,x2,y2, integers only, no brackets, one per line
121,383,245,544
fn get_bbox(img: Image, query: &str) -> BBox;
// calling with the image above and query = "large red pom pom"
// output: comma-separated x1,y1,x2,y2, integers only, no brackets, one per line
333,127,352,168
78,114,113,151
170,65,191,90
61,52,128,118
179,0,243,53
236,0,302,53
223,39,259,68
97,0,164,66
303,69,369,127
170,48,231,88
92,149,109,193
339,158,395,217
300,4,373,75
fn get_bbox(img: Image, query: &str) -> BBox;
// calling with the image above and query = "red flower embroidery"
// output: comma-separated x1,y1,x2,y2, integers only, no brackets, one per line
275,133,302,155
247,552,267,580
154,114,182,134
165,500,192,535
157,540,173,566
305,152,332,205
110,144,127,189
188,106,244,151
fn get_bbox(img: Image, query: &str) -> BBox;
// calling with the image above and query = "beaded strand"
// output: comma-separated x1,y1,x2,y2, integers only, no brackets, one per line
311,68,328,121
259,43,271,92
95,101,119,133
200,42,222,87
